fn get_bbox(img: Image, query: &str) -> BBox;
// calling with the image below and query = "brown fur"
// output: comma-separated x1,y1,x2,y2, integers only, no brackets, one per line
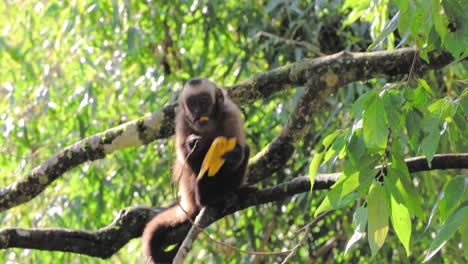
142,78,249,263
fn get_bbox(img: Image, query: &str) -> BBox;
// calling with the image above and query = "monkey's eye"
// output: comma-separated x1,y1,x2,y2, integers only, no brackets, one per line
194,95,211,105
186,94,212,112
199,97,210,104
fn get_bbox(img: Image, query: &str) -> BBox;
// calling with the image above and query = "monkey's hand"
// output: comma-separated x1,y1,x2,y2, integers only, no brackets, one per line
221,143,244,169
185,134,202,153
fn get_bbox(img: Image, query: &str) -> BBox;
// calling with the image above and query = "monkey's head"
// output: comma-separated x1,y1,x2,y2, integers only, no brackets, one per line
179,78,225,133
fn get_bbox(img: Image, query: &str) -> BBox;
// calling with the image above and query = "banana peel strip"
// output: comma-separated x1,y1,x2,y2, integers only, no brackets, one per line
197,137,236,181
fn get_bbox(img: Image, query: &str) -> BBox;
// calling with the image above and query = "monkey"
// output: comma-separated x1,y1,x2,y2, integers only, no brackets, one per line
142,78,250,263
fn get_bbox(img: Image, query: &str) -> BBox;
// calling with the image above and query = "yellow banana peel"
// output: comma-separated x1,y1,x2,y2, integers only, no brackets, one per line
197,136,236,181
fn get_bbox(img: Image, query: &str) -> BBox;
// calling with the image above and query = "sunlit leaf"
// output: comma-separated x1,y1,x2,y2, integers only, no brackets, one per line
418,79,434,96
389,189,411,256
367,182,389,256
341,0,371,28
387,167,423,218
309,152,324,191
314,191,360,218
315,166,374,217
324,132,347,164
322,130,340,149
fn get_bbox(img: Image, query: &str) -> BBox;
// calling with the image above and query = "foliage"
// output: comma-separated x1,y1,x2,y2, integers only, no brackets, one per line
311,0,467,262
342,0,468,60
0,0,466,263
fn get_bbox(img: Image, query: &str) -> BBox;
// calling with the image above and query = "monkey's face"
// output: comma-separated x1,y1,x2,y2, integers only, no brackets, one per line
184,92,216,130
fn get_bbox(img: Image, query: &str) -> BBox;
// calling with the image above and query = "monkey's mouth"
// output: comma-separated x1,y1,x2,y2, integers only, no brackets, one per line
194,116,209,125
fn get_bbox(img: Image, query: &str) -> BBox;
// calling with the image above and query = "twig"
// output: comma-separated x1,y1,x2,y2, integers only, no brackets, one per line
173,207,207,264
281,226,311,264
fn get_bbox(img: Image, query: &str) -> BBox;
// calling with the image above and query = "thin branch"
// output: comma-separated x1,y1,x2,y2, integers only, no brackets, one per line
281,211,331,264
313,235,339,258
172,207,207,264
281,227,310,264
0,153,465,258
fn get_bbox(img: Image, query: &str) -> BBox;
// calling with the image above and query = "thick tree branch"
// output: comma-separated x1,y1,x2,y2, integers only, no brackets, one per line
0,48,454,211
228,48,453,104
0,206,159,258
1,153,465,258
0,109,175,212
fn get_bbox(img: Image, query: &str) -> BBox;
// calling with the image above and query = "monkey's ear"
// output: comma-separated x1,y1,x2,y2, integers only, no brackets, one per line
215,87,224,104
214,87,225,116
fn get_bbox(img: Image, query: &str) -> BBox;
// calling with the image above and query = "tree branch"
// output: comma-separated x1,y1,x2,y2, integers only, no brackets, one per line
1,153,465,258
0,206,159,258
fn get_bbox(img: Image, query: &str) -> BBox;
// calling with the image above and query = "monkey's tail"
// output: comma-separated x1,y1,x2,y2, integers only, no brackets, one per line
142,202,197,264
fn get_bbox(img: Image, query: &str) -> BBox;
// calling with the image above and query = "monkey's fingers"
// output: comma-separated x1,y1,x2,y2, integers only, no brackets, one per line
197,137,236,180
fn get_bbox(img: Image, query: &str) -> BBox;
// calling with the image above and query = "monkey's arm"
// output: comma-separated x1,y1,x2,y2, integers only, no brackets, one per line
183,134,213,174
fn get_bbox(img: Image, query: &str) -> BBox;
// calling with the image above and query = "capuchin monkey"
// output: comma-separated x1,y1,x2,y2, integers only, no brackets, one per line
142,78,250,263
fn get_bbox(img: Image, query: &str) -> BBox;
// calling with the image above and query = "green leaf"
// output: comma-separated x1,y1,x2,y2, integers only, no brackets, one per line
409,85,429,109
424,206,468,262
387,167,423,218
382,89,404,130
442,0,468,59
432,0,449,42
351,90,377,119
322,131,340,149
345,206,368,255
323,132,347,164
314,166,374,217
363,94,388,154
421,101,445,165
368,11,400,51
389,189,412,256
425,191,445,233
348,131,367,165
410,1,429,38
421,129,440,166
164,243,178,252
314,191,360,217
418,79,434,96
397,0,414,29
405,110,423,152
460,221,468,260
309,152,324,191
341,0,371,28
438,176,467,221
367,182,389,256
